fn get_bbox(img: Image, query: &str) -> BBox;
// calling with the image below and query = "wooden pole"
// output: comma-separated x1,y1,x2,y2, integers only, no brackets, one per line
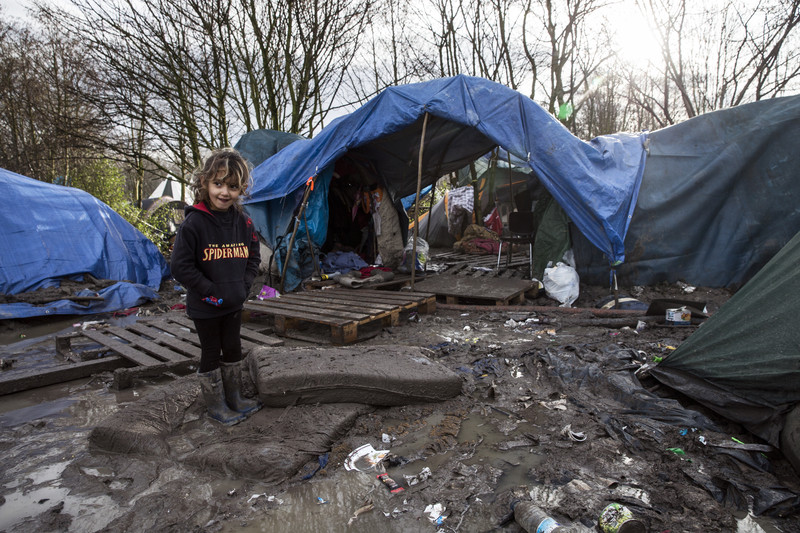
411,112,429,290
278,180,314,292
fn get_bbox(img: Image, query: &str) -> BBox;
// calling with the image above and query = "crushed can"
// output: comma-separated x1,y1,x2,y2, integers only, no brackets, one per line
598,503,647,533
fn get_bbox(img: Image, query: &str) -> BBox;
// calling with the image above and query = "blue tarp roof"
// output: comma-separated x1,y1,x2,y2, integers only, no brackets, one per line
246,75,648,266
0,168,170,319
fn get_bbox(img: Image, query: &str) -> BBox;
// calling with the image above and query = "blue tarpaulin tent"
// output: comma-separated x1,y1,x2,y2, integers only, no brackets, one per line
245,75,648,290
0,168,170,319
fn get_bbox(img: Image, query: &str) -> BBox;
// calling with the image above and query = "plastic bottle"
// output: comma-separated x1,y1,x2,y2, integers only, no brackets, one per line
512,501,571,532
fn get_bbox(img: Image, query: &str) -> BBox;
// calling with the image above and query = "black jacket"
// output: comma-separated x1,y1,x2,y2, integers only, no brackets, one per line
170,202,261,319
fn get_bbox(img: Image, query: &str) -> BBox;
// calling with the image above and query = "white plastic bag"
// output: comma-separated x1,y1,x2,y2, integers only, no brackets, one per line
398,237,429,273
543,262,580,307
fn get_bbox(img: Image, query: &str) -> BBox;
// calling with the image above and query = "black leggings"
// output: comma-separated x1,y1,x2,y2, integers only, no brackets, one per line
193,310,243,373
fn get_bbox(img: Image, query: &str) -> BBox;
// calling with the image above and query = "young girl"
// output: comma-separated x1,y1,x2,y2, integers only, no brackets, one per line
171,147,262,425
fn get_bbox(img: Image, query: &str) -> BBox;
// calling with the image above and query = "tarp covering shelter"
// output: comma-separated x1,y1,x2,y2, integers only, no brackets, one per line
650,229,800,451
246,75,648,290
574,94,800,288
0,168,170,319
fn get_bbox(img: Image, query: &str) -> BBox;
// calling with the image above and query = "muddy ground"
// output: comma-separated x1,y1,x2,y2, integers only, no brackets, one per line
1,273,799,533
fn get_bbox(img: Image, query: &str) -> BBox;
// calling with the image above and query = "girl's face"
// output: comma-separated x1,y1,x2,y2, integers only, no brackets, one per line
207,171,241,211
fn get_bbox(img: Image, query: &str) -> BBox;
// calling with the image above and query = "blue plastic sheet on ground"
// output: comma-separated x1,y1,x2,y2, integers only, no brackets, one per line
0,282,160,319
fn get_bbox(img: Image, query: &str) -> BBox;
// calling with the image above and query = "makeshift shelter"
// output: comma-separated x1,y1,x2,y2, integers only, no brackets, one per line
650,229,800,471
574,94,800,289
0,168,170,319
148,177,194,205
246,75,647,291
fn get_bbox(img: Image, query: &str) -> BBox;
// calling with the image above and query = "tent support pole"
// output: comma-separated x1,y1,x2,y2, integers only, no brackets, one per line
411,112,430,290
279,179,314,293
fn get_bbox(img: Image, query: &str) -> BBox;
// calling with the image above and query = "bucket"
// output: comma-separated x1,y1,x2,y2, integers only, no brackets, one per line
665,306,691,325
598,503,646,533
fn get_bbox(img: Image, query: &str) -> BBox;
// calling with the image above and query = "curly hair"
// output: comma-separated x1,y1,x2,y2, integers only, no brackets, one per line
191,147,253,210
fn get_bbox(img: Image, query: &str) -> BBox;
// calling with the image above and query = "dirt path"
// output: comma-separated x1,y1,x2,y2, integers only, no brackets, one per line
1,282,799,532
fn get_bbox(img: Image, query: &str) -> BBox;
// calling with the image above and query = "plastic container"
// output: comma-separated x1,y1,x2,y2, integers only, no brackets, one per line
513,501,570,532
598,503,647,533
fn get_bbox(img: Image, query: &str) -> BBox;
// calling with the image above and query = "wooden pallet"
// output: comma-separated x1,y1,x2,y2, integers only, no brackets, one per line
0,313,284,394
243,289,436,345
430,250,531,278
413,275,536,306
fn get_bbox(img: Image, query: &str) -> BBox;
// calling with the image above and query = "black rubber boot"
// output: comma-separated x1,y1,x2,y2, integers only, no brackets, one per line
198,368,247,426
220,360,263,417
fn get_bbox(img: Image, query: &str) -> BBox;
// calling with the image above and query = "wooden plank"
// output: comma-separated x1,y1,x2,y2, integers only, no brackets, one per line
106,326,195,363
0,356,130,396
278,293,400,312
80,329,163,367
244,301,357,324
414,276,533,300
239,327,284,347
122,323,201,357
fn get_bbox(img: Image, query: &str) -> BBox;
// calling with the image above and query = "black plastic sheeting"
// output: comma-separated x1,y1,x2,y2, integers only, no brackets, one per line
650,229,800,448
527,345,800,517
574,94,800,289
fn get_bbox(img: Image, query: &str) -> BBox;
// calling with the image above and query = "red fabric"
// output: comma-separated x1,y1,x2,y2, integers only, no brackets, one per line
484,207,502,234
359,266,392,278
462,238,501,255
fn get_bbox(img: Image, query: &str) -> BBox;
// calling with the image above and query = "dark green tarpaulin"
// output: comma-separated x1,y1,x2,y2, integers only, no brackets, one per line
650,229,800,447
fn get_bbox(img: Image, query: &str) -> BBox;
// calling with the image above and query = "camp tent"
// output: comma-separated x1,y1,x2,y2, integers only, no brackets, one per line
245,75,648,290
649,228,800,471
574,94,800,289
0,168,170,319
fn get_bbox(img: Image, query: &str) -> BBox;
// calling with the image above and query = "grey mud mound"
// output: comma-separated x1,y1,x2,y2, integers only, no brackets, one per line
89,374,372,483
249,345,463,406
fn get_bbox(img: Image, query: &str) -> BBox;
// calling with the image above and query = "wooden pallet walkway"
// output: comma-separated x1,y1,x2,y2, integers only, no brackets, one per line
0,313,283,395
413,275,537,306
429,250,531,278
243,289,436,345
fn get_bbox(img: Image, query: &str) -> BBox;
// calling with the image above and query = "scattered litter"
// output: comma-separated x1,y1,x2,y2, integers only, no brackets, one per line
403,466,432,486
561,424,587,442
257,285,280,300
463,325,471,331
79,320,105,330
347,502,374,525
316,497,328,505
246,493,282,504
377,472,404,493
424,503,446,525
539,398,567,410
0,358,16,370
344,444,390,472
227,488,236,497
382,433,394,444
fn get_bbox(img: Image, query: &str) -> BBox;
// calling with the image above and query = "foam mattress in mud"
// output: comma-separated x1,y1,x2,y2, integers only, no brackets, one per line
249,345,463,406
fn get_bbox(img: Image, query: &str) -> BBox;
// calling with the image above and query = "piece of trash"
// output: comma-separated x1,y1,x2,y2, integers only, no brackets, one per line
598,502,647,533
381,433,393,444
561,424,587,442
0,359,16,370
539,398,567,410
246,493,267,503
18,334,26,339
377,472,404,493
424,503,446,525
257,285,280,300
408,312,420,322
316,497,328,505
403,466,432,486
698,436,707,445
80,320,104,330
463,325,471,331
635,320,646,332
227,488,236,497
679,428,688,436
347,502,374,525
344,444,390,472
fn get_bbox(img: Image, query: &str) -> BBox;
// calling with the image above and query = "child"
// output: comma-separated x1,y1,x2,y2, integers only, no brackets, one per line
171,147,262,425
